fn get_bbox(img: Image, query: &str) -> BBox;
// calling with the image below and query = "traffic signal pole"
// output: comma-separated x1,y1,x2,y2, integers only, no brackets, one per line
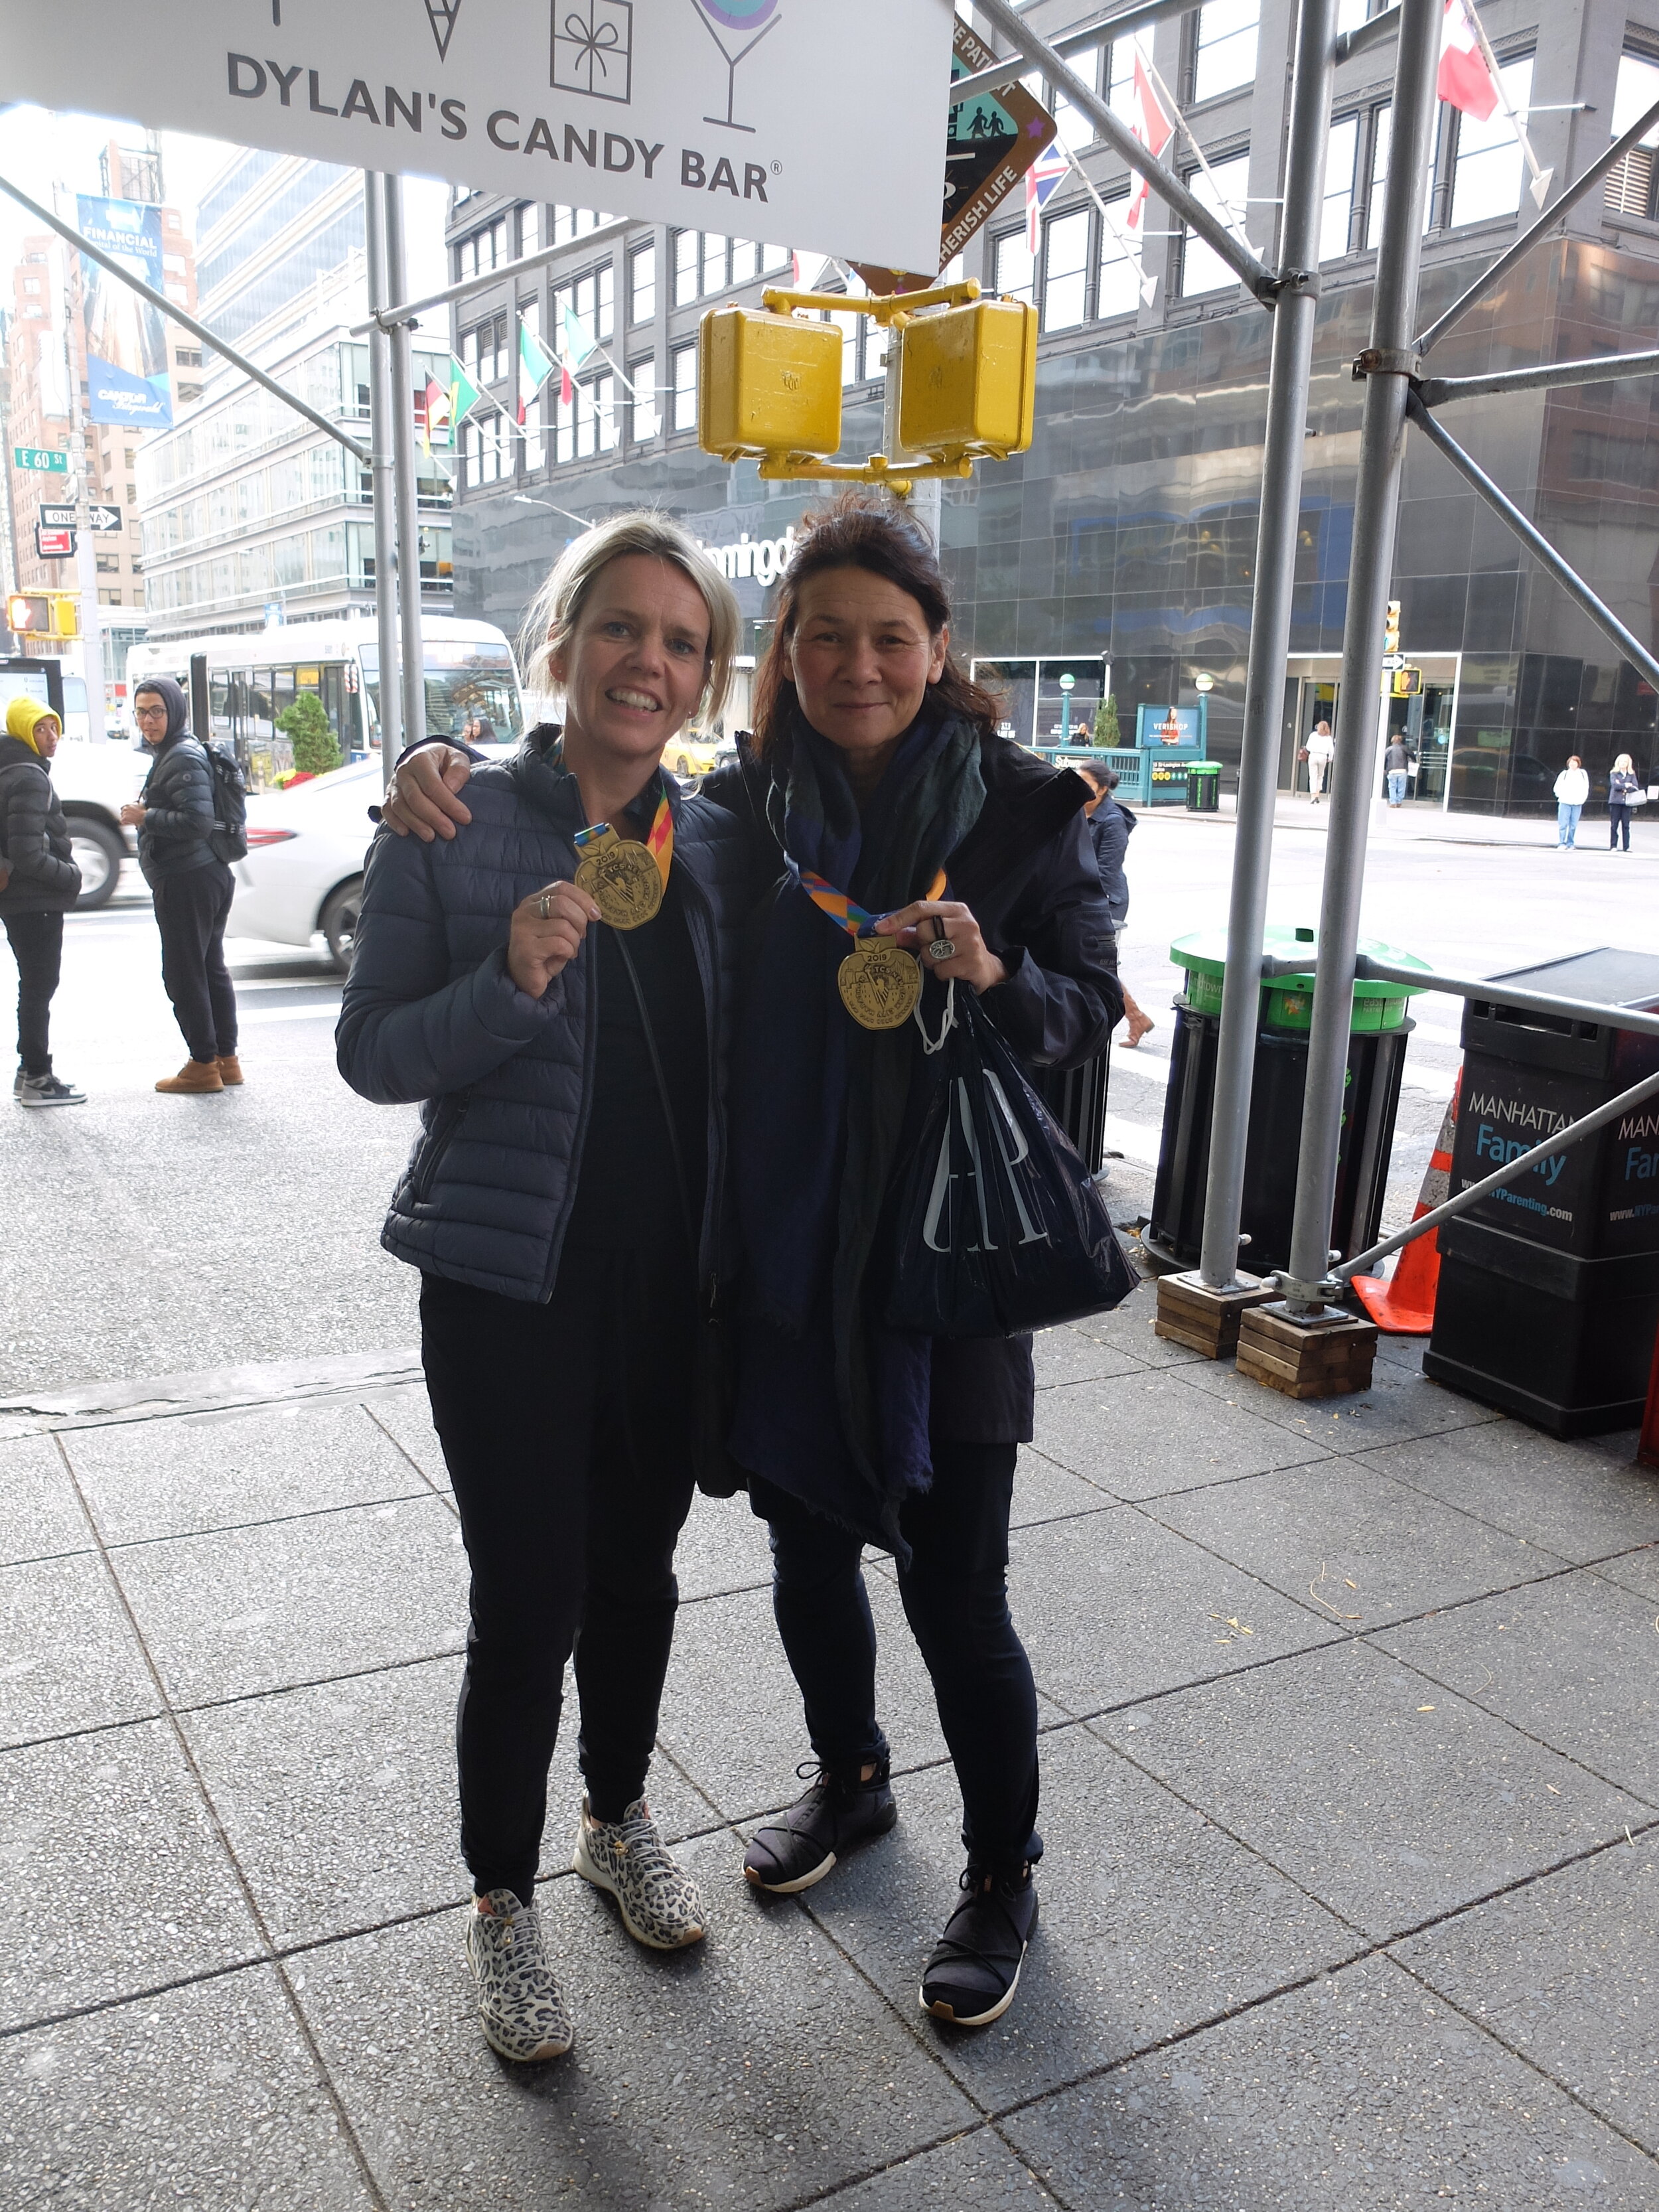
363,175,403,788
382,177,428,759
1279,0,1443,1316
58,235,102,736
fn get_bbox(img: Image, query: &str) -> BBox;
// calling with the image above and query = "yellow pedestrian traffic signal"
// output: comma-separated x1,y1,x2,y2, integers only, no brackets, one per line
1392,664,1422,697
698,307,843,465
1384,599,1402,655
897,298,1038,465
5,591,78,637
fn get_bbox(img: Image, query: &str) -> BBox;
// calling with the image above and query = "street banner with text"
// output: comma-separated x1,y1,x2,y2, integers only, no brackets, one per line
2,0,954,275
76,196,174,428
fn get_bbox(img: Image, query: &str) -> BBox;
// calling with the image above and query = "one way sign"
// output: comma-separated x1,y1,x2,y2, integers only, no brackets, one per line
40,501,121,533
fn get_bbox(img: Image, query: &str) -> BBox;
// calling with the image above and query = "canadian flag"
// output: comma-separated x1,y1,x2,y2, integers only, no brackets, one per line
1125,50,1175,236
1437,0,1499,121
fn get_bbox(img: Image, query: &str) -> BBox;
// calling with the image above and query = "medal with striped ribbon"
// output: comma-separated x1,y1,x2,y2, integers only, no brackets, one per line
573,786,674,929
790,860,948,1031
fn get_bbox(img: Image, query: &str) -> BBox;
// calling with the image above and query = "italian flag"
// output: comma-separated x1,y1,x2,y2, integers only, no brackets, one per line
518,323,557,425
1438,0,1499,120
557,301,596,406
448,356,481,434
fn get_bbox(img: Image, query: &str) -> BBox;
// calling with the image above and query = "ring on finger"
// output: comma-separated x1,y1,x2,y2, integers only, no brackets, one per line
538,891,552,921
927,934,957,962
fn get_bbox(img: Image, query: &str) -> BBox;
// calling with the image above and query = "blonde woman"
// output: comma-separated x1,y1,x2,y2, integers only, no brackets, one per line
1609,753,1641,851
338,515,745,2064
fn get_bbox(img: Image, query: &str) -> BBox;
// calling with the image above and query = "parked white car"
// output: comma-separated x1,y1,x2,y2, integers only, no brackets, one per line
226,759,384,971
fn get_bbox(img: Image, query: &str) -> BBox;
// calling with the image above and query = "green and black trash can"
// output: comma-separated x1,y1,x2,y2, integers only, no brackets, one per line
1186,761,1222,813
1147,924,1428,1274
1424,948,1659,1436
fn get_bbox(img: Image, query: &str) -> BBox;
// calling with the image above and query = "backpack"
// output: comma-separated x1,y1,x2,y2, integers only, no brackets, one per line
198,738,248,863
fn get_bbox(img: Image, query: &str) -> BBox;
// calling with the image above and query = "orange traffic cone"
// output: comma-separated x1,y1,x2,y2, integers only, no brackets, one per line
1352,1070,1461,1334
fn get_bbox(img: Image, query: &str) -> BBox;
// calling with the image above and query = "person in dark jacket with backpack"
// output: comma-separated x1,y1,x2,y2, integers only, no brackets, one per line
338,514,750,2069
0,696,85,1106
121,676,240,1094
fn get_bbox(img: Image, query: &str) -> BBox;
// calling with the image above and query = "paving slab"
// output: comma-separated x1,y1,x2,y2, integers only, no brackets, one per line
1373,1421,1659,1564
1590,1542,1659,1601
1031,1368,1331,1504
1178,1348,1501,1456
796,2131,1057,2208
673,1488,775,1601
0,1548,158,1748
109,1493,468,1707
801,1724,1355,2108
296,1845,978,2212
1373,1570,1659,1805
64,1396,431,1545
1010,1507,1341,1720
1092,1639,1648,1941
1031,1323,1147,1390
1011,1445,1119,1528
1073,1299,1206,1369
363,1380,449,1487
0,1433,92,1565
0,1963,375,2211
1393,1834,1659,2154
0,1718,261,2032
1146,1457,1550,1633
1003,1952,1659,2209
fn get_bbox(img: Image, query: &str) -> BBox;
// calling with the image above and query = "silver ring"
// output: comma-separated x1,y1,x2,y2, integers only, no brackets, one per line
538,891,552,920
927,936,956,962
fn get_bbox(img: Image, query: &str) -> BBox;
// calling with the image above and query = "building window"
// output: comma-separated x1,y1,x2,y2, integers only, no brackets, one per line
174,346,202,368
1607,50,1659,218
551,262,614,352
1105,40,1136,125
701,234,730,294
671,341,698,432
993,228,1035,307
457,217,508,279
674,228,699,306
462,313,509,386
1449,53,1533,227
628,358,660,441
553,372,619,464
551,204,614,244
630,242,656,325
1043,208,1091,331
1178,151,1253,295
1052,44,1102,153
1320,115,1361,261
1190,2,1258,105
462,413,506,488
1097,202,1141,318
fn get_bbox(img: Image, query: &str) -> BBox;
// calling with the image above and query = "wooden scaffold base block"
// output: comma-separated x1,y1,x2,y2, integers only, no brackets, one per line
1154,1270,1277,1359
1236,1301,1378,1400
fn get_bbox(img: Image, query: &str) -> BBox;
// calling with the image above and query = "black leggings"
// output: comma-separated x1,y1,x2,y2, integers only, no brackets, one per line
3,911,63,1076
420,1250,698,1903
153,862,237,1063
750,1441,1040,1870
1610,803,1632,851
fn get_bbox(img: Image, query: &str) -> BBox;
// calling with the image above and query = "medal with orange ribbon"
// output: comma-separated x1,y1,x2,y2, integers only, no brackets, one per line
573,786,674,929
790,860,948,1031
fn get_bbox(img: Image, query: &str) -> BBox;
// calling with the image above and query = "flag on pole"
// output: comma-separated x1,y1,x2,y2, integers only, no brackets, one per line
517,322,557,425
1126,49,1176,242
1024,137,1070,258
1437,0,1498,119
557,301,596,406
448,356,481,433
422,376,452,456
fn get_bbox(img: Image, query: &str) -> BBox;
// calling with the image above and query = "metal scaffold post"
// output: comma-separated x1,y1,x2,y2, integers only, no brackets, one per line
363,174,403,789
381,174,427,761
1281,0,1443,1315
1195,0,1339,1295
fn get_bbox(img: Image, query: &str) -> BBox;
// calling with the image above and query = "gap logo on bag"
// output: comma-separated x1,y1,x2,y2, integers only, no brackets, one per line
922,1071,1051,1253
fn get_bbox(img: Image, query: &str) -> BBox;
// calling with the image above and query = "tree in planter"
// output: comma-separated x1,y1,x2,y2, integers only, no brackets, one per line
1092,694,1121,749
276,692,342,776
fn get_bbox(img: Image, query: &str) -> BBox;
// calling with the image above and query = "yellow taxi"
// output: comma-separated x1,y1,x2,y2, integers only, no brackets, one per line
668,733,723,780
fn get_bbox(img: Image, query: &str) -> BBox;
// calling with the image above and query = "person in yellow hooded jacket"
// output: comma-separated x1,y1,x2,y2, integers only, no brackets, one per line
0,696,85,1105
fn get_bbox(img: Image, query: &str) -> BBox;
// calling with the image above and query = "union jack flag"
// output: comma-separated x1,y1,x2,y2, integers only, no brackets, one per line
1025,139,1070,258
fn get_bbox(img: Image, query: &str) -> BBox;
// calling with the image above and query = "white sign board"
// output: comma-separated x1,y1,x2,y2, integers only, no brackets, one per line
2,0,953,273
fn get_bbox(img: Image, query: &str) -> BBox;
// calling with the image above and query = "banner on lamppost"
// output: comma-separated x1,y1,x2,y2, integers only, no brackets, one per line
5,0,953,274
75,195,174,429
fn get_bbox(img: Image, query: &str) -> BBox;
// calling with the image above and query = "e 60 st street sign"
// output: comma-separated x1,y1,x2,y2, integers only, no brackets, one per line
0,0,953,272
14,447,68,474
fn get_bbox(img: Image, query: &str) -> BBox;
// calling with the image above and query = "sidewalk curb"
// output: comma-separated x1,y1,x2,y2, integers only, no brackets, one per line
0,1346,422,1439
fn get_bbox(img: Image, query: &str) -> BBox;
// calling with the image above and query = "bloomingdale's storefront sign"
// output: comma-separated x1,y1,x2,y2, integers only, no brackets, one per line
2,0,952,275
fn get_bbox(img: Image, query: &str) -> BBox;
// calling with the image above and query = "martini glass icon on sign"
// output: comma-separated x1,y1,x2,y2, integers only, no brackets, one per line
689,0,782,133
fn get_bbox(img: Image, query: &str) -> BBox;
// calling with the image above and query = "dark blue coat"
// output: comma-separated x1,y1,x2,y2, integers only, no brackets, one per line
1086,795,1134,930
336,737,749,1303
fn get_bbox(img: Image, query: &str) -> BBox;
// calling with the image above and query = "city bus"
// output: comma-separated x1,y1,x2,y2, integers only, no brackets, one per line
125,615,526,786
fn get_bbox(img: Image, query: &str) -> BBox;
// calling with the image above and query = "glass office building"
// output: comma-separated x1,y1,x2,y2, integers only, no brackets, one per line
445,1,1659,816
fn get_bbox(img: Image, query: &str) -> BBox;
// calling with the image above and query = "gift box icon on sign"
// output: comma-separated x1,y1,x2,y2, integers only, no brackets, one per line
553,0,634,102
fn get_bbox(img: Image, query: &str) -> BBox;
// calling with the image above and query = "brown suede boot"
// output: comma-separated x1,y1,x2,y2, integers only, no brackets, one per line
156,1059,224,1094
216,1055,244,1086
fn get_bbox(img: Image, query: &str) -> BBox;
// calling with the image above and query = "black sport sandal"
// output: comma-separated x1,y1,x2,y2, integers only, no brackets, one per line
743,1759,897,1893
920,1860,1039,2027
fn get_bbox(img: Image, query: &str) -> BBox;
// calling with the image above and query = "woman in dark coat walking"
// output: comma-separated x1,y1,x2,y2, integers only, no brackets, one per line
1075,760,1155,1045
0,696,84,1105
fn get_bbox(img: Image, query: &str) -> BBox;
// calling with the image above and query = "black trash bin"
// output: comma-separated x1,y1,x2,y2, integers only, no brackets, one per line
1030,1044,1112,1175
1186,761,1222,813
1147,924,1427,1275
1423,948,1659,1436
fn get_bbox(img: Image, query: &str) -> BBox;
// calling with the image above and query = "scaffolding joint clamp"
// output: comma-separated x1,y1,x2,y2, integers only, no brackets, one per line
1262,267,1320,302
1352,346,1423,382
1269,1270,1346,1311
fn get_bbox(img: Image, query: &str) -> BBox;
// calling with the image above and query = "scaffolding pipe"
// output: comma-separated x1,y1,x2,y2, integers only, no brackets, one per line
972,0,1277,300
350,216,631,336
1415,95,1659,356
1197,0,1338,1291
1282,0,1441,1314
1335,3,1400,63
363,177,403,790
1264,951,1659,1040
1419,346,1659,406
1406,392,1659,696
382,176,428,757
950,0,1199,105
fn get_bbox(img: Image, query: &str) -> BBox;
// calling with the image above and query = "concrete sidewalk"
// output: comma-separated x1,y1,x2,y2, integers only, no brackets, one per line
3,1309,1656,2209
1173,791,1656,853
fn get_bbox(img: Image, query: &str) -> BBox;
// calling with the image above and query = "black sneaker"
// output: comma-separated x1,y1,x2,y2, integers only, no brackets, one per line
743,1759,897,1894
920,1860,1039,2028
17,1072,86,1108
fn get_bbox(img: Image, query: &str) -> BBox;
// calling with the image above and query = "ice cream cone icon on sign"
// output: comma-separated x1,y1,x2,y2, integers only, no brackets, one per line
689,0,782,132
423,0,462,60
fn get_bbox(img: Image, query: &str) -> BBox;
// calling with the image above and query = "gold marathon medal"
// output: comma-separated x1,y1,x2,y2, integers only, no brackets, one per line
837,936,922,1031
574,827,664,930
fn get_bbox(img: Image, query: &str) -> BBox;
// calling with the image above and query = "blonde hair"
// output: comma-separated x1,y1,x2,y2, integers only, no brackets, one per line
1615,753,1635,773
518,511,741,729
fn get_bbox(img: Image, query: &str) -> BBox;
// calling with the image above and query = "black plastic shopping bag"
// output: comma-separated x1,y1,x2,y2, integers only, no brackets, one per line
885,990,1139,1337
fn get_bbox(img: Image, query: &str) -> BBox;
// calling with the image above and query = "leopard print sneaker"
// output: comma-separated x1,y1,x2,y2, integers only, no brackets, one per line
572,1795,706,1951
464,1888,574,2062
